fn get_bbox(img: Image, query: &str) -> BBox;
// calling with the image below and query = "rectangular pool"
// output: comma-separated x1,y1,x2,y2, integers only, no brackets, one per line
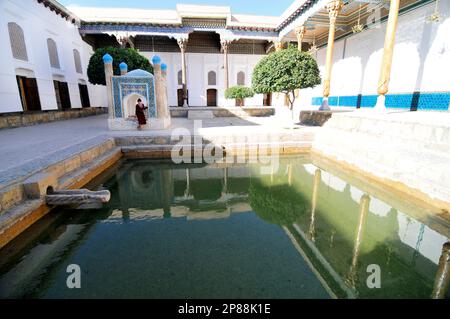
0,157,448,298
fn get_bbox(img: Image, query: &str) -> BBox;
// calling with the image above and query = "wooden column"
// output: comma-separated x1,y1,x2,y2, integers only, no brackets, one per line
375,0,401,111
221,40,231,90
320,0,343,111
295,26,306,52
177,38,189,107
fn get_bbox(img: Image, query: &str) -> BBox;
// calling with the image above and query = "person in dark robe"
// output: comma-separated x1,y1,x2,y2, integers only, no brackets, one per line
135,98,148,129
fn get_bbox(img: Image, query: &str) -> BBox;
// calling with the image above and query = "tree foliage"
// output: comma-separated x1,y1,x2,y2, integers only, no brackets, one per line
252,47,321,109
225,86,255,100
87,47,153,85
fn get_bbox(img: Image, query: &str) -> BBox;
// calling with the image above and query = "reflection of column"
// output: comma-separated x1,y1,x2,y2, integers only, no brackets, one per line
308,169,321,241
287,164,293,186
432,242,450,299
184,168,190,198
374,0,401,111
346,194,370,288
161,169,173,218
102,54,114,118
320,0,343,111
177,38,189,107
221,40,231,90
223,167,228,194
295,26,306,52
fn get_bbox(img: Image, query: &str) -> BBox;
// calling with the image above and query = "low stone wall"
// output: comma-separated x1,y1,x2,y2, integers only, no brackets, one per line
299,110,354,126
170,107,275,118
0,107,108,129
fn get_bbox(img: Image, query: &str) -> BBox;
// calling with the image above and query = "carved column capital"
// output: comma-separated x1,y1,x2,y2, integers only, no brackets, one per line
295,26,306,51
327,0,344,25
294,25,306,38
221,39,231,53
274,41,284,52
177,38,188,51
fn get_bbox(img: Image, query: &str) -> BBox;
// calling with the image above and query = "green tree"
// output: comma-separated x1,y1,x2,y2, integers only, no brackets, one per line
87,47,153,85
225,86,254,106
252,46,321,110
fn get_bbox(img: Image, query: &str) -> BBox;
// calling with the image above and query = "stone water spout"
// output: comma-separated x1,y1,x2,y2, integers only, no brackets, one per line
45,189,111,206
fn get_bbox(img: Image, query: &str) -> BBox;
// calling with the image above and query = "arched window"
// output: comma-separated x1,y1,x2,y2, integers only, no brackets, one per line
237,71,245,86
8,22,28,61
47,38,60,69
73,49,82,74
207,71,216,86
177,70,182,86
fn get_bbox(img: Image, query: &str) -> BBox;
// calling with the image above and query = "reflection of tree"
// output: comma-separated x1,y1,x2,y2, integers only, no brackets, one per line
249,179,308,226
191,178,222,201
141,170,153,188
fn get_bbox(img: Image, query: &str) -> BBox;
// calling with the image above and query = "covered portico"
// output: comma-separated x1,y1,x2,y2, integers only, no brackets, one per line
76,4,281,108
277,0,449,112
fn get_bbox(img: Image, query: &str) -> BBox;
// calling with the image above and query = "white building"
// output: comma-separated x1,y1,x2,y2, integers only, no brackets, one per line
0,0,449,115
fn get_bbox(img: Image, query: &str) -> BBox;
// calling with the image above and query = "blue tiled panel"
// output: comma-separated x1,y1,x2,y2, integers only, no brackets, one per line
112,75,157,118
310,92,450,110
311,97,323,105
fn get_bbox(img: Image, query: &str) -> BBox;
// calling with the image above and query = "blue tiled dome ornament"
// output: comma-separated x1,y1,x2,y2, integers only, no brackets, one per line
152,55,161,65
102,53,113,63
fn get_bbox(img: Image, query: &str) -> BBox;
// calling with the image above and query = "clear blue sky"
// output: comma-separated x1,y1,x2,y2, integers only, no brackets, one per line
59,0,293,16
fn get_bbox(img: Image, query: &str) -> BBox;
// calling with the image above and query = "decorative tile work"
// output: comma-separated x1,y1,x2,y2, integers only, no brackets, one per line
311,92,450,111
112,76,157,118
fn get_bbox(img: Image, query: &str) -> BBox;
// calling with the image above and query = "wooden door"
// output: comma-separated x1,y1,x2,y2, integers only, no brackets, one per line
177,89,184,106
23,77,42,111
207,89,217,107
58,81,71,109
263,93,272,106
79,84,91,108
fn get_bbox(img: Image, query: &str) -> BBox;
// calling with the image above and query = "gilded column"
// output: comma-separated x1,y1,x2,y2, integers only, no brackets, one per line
431,242,450,299
221,40,231,90
295,26,306,52
177,37,189,107
274,40,286,104
320,0,343,111
375,0,401,111
102,54,114,119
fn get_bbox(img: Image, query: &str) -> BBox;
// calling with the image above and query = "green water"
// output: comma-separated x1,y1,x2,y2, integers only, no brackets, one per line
0,157,448,299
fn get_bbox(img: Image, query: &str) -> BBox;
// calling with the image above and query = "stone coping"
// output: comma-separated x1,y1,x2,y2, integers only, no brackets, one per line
170,106,275,118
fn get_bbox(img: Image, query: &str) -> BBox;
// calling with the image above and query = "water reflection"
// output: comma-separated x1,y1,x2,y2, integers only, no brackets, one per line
0,158,448,299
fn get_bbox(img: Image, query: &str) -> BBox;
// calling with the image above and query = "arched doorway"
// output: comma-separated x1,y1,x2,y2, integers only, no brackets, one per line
123,93,147,118
207,89,217,107
177,89,188,107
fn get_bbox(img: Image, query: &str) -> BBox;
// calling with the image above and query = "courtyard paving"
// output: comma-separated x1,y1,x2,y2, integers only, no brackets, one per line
0,113,317,187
